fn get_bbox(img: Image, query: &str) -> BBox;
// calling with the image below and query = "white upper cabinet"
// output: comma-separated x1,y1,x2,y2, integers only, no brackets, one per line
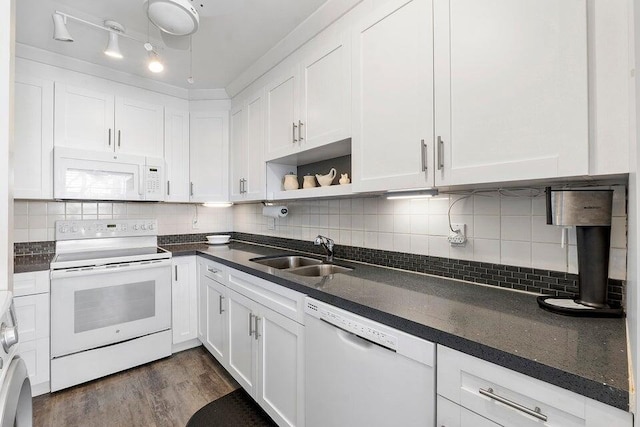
433,0,588,186
189,110,230,203
264,31,352,161
54,84,114,152
265,68,300,160
352,0,435,193
299,32,351,150
54,83,164,158
14,75,54,199
115,97,164,158
164,109,191,202
230,90,266,202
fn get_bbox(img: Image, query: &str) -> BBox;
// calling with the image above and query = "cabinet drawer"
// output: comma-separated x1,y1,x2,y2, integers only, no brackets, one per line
18,337,50,396
198,258,227,284
438,395,499,427
437,346,632,427
227,269,305,324
14,271,50,297
14,293,50,342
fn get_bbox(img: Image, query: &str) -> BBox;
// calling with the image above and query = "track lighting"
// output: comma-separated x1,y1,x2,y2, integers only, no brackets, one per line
52,13,73,42
103,21,124,59
52,11,166,73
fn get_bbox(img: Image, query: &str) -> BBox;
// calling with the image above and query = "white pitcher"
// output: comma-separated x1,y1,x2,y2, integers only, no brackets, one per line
315,168,336,187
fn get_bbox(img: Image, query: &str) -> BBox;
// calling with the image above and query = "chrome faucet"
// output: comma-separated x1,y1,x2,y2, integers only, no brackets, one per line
314,235,335,262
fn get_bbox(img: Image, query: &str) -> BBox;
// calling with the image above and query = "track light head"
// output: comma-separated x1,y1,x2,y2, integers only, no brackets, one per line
52,13,74,42
148,51,164,73
103,21,124,59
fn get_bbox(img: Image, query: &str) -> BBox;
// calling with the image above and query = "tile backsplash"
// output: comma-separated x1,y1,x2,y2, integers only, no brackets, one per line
233,186,628,280
13,201,233,242
13,185,628,280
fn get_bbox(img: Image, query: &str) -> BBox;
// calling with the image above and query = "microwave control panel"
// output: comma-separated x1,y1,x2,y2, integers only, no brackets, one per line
144,165,163,200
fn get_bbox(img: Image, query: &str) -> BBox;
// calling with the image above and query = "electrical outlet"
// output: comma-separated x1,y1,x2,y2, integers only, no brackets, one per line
192,218,199,229
448,223,466,245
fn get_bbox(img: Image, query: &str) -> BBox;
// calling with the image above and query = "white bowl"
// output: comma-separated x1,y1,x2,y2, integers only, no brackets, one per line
206,235,231,245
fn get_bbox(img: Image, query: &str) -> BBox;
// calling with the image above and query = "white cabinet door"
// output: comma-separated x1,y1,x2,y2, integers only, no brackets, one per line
255,305,304,427
226,289,257,394
202,274,228,364
14,293,49,343
245,90,266,200
14,75,54,199
300,32,351,151
437,396,500,427
54,83,115,152
433,0,588,186
230,102,247,201
115,97,164,158
231,91,266,202
164,108,191,202
171,256,197,345
18,338,50,396
352,0,435,193
190,110,230,203
265,68,300,160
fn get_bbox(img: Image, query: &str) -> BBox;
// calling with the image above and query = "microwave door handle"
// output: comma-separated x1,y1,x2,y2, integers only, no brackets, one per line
139,165,145,197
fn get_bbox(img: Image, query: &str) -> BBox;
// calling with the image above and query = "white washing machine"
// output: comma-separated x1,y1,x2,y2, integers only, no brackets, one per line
0,291,32,427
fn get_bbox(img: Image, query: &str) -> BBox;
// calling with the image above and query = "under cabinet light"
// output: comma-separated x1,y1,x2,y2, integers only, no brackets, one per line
202,202,233,208
385,189,439,200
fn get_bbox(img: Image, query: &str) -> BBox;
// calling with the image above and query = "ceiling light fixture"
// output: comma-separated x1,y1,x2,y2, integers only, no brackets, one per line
52,13,74,42
103,21,124,59
385,189,439,200
146,0,200,36
144,43,164,73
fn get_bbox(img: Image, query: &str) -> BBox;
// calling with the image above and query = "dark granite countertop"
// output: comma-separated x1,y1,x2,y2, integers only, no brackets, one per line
14,253,54,273
165,241,629,411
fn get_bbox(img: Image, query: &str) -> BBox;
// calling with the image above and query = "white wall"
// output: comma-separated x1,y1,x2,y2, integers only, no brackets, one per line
234,187,628,279
0,0,15,289
13,201,233,243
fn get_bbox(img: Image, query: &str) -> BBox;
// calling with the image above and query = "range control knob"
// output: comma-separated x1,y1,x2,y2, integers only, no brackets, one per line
141,224,147,230
149,223,155,230
1,323,18,353
71,226,78,233
133,225,139,230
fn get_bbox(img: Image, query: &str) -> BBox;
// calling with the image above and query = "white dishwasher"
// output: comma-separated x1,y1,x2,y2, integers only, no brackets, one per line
305,298,436,427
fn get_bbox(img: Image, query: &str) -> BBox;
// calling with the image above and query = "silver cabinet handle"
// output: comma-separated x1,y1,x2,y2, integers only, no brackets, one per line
167,180,170,196
479,388,548,422
421,139,427,172
190,182,194,196
239,178,243,194
298,120,304,141
248,313,254,336
219,295,224,314
118,130,121,148
253,315,260,340
243,179,247,194
292,122,298,143
206,266,219,274
174,265,178,281
437,136,444,170
108,128,112,147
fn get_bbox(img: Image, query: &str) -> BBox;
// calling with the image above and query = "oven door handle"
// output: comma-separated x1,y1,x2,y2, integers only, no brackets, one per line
50,259,171,279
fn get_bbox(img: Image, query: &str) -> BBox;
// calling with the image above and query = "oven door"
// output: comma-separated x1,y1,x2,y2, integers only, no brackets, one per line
50,259,171,358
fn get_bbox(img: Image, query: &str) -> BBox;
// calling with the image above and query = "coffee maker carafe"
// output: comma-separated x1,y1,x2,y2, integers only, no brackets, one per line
537,188,623,317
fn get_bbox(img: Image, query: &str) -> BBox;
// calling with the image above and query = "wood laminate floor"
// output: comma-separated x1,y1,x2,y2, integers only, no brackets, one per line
33,346,240,427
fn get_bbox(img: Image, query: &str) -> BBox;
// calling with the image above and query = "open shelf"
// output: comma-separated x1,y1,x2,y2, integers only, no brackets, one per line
268,184,353,201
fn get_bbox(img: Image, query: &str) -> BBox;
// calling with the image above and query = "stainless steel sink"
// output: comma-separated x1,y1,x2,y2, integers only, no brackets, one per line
251,256,323,269
287,264,353,277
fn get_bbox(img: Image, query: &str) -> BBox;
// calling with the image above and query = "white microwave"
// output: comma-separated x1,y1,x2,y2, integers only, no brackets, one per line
53,147,164,201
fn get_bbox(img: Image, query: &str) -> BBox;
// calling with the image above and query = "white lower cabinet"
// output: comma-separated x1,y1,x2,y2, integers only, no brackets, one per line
197,258,228,363
171,256,198,351
437,345,632,427
197,256,305,427
13,271,50,396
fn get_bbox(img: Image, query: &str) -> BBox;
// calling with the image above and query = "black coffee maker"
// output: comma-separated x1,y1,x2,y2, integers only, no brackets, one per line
537,188,623,317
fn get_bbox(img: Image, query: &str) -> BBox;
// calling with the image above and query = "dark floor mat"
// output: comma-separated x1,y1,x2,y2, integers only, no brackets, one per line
186,388,278,427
